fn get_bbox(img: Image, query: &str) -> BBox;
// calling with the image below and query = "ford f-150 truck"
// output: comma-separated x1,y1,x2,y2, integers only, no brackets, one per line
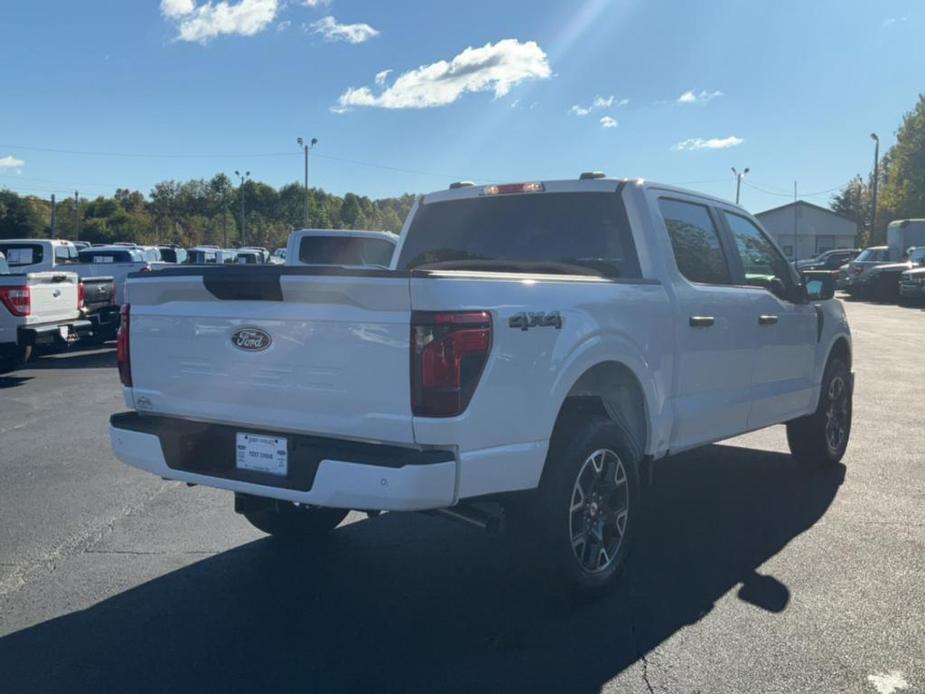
0,252,91,372
109,176,853,593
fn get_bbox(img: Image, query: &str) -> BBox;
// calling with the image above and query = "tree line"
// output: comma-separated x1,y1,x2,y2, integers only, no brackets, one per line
832,92,925,246
0,175,416,249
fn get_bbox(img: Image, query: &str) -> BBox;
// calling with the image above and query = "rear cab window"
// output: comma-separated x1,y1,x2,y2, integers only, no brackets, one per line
658,198,731,285
0,243,44,268
300,236,395,267
397,191,641,278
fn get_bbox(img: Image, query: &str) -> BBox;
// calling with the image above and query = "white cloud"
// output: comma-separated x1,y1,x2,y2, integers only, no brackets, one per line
569,94,627,116
334,39,551,111
162,0,279,43
374,69,392,86
673,136,744,151
600,116,618,128
0,155,25,169
882,16,908,27
161,0,195,18
677,89,723,104
302,0,330,6
277,19,290,31
308,16,379,43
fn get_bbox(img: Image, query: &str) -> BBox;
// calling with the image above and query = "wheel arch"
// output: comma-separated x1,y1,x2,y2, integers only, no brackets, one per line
550,360,652,460
827,335,851,370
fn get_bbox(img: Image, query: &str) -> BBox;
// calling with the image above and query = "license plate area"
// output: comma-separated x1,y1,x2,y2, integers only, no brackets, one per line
236,432,288,476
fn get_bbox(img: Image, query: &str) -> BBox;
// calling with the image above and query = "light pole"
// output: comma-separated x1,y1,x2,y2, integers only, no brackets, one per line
234,170,250,246
732,167,749,205
870,133,880,242
297,137,317,229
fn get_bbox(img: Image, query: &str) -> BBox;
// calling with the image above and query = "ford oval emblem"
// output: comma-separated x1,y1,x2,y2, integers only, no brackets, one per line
231,327,272,352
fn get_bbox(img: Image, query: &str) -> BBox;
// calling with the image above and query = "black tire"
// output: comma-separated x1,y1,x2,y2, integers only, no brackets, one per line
0,345,31,375
786,357,852,466
509,415,641,595
242,503,348,541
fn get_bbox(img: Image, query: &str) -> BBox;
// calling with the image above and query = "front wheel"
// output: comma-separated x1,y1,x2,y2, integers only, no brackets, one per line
786,357,852,466
240,498,348,541
510,415,641,595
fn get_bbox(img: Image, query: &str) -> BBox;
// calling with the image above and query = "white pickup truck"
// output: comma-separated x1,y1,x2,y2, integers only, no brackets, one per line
110,176,853,593
0,252,91,372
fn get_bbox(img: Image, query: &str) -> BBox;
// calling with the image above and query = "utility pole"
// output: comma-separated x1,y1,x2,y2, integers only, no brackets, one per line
234,170,250,246
74,191,80,241
50,194,57,238
793,181,799,262
297,137,317,228
870,133,880,243
221,187,228,248
732,167,750,205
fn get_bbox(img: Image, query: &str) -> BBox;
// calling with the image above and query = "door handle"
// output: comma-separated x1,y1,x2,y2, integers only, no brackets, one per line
758,314,779,325
689,315,715,327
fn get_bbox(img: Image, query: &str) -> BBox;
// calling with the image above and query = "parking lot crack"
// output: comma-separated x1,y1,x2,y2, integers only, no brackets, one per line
0,484,174,604
629,570,658,694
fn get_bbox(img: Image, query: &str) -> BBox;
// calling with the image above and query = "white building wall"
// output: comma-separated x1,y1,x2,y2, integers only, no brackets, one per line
756,203,857,260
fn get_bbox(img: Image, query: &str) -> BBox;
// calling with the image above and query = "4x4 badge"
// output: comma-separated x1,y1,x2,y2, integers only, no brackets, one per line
508,311,563,331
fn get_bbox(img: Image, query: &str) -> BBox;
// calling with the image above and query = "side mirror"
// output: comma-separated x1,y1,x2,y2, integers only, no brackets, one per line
802,270,836,301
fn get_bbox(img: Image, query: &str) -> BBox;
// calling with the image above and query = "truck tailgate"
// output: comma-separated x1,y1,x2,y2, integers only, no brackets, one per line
126,268,414,444
26,272,80,325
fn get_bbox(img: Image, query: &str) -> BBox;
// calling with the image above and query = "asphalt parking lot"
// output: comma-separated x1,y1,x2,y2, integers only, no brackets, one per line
0,298,922,694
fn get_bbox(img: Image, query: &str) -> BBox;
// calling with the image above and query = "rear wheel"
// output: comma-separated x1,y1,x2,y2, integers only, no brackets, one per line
239,497,348,541
787,357,852,466
509,415,640,595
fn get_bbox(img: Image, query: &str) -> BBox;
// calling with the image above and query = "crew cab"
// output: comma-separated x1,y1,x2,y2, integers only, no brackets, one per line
72,246,162,304
110,176,853,593
0,238,80,272
0,251,91,372
286,229,399,268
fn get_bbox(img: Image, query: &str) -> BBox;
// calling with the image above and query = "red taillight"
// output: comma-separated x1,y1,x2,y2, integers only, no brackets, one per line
77,283,86,310
117,304,132,386
0,286,31,317
411,311,491,417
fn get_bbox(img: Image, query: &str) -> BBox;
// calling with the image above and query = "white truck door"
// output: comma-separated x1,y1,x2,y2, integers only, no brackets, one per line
720,210,817,427
656,197,758,450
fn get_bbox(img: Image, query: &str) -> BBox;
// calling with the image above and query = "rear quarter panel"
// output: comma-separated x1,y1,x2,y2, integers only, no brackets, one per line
410,273,674,495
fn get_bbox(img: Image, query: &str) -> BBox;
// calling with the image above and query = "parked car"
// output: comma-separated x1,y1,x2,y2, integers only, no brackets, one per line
110,175,853,594
272,248,287,261
186,247,221,264
794,248,860,272
72,246,160,304
157,245,187,264
239,246,271,263
0,251,91,373
286,229,399,268
78,276,119,343
234,250,265,264
853,246,925,302
841,246,892,293
0,238,80,272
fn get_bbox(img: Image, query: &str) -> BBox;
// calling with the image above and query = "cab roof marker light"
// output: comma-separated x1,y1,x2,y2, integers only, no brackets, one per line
481,182,544,196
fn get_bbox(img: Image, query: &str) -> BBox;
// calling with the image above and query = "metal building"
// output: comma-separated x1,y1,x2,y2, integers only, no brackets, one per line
755,201,858,260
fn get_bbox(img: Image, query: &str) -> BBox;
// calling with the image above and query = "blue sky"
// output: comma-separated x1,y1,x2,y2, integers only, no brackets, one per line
1,0,922,213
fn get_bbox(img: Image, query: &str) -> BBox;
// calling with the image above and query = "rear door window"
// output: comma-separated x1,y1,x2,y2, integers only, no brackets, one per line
397,191,641,278
659,198,731,285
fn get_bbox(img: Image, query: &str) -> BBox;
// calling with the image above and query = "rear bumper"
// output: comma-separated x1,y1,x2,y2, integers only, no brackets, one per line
109,412,457,511
18,320,92,348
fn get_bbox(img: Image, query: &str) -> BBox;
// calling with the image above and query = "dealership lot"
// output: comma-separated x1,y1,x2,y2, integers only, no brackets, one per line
0,299,922,693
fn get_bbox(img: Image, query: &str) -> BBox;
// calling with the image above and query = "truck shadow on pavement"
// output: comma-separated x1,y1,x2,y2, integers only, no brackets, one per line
0,444,844,694
26,346,116,370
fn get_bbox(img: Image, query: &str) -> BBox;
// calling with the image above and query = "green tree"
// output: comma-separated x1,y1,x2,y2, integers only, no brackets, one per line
830,176,870,245
878,92,925,242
